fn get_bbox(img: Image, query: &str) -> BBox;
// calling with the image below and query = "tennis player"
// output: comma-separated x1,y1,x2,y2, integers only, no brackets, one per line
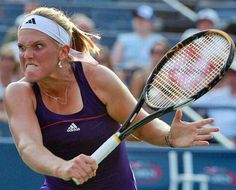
4,7,219,190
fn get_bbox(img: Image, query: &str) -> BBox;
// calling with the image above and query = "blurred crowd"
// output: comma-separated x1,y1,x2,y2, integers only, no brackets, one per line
0,1,236,146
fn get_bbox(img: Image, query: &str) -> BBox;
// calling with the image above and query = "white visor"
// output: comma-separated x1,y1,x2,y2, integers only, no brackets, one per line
19,15,97,64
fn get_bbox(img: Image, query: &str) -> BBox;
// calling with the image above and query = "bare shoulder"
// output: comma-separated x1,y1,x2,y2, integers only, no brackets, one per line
4,79,35,110
5,80,32,99
83,63,125,88
82,63,129,103
83,63,115,80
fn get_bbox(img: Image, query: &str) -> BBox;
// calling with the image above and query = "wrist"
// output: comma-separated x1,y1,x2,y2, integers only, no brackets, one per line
53,159,66,179
165,132,174,148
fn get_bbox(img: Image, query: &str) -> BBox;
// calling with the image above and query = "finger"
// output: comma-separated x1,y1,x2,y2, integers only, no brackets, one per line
173,109,183,123
73,156,94,181
193,140,209,146
198,127,219,135
87,159,98,171
72,167,90,185
72,172,85,185
193,118,214,128
83,158,98,178
79,162,94,179
72,178,80,185
93,170,97,177
87,165,96,179
195,134,213,141
73,176,89,185
81,155,98,171
85,157,98,165
76,164,88,181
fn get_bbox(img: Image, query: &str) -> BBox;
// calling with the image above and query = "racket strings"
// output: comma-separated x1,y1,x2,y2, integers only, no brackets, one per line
151,75,188,107
147,33,231,108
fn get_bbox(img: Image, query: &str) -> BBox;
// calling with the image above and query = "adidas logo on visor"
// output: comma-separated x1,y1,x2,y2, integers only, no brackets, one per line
25,18,36,24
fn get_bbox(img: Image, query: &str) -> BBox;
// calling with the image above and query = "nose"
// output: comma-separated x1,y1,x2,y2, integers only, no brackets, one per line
23,48,34,59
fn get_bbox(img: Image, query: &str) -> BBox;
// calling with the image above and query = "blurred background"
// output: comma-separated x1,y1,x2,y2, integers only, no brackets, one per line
0,0,236,189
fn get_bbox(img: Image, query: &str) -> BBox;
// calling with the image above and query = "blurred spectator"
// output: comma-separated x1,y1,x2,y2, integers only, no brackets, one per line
192,59,236,146
225,22,236,35
94,46,125,81
111,5,167,86
94,46,113,69
130,41,170,99
70,12,103,47
2,2,39,64
70,12,126,81
0,43,20,124
71,13,96,34
3,2,39,44
181,8,220,40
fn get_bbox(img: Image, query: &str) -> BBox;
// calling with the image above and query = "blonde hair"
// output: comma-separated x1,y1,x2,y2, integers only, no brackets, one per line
30,7,100,54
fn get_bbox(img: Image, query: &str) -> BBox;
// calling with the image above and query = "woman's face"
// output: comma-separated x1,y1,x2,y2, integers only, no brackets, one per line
18,29,61,82
133,17,153,35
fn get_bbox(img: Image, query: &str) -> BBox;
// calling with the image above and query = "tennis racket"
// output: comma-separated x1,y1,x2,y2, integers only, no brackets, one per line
73,29,235,185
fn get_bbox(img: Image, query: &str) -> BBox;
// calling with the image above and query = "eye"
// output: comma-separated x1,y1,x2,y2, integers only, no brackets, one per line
18,44,26,52
35,44,43,50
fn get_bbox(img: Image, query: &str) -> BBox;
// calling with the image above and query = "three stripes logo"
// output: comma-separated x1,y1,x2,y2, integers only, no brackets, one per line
25,18,36,24
67,123,80,132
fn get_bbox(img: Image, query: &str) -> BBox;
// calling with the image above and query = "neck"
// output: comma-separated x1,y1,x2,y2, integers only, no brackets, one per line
37,62,76,104
138,31,151,38
38,74,74,94
37,75,75,105
41,85,69,105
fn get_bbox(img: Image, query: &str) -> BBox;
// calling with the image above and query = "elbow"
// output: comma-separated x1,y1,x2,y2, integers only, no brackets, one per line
16,140,38,166
17,142,33,161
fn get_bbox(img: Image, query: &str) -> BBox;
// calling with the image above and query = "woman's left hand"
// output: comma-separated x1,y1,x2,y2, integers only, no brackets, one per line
169,109,219,147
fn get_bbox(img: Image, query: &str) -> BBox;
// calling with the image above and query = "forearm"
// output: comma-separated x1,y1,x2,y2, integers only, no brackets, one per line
135,118,171,147
18,143,64,178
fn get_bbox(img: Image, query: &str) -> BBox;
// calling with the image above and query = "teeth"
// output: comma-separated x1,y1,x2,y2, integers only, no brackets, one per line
26,64,36,68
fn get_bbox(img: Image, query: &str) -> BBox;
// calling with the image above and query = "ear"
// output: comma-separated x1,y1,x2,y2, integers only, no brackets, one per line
59,45,70,60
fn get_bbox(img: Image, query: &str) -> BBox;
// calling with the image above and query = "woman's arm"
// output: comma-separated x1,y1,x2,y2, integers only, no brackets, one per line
4,82,97,184
87,64,219,148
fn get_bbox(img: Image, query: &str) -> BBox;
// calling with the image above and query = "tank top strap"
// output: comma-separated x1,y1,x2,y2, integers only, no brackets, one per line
32,82,44,109
71,62,106,115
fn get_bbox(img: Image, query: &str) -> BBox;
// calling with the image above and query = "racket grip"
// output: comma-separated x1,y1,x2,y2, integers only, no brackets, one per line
91,132,121,164
72,132,121,185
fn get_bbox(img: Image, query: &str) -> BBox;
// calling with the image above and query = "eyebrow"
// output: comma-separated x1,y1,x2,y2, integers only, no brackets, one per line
18,40,44,47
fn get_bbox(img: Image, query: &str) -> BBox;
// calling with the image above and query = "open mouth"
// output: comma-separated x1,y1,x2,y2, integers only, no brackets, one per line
26,63,38,68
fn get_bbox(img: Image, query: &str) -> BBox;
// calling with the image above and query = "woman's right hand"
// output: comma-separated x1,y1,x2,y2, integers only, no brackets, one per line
58,154,98,184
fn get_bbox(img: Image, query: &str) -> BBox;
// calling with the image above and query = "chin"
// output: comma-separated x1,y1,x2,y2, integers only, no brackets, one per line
24,73,40,83
24,77,37,83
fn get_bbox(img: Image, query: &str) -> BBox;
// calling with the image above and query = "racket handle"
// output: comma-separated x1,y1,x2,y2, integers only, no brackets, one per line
73,132,121,185
91,132,121,164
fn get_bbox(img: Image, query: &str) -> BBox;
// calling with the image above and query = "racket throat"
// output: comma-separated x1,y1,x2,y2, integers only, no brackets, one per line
120,98,145,134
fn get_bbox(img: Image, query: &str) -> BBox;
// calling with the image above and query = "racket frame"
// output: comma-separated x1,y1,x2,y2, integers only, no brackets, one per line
120,29,235,140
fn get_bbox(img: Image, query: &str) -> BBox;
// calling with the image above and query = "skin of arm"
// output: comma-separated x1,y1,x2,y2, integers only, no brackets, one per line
4,81,97,183
86,64,218,148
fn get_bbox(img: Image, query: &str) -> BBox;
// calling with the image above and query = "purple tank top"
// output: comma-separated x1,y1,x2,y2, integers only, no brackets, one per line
32,62,137,190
